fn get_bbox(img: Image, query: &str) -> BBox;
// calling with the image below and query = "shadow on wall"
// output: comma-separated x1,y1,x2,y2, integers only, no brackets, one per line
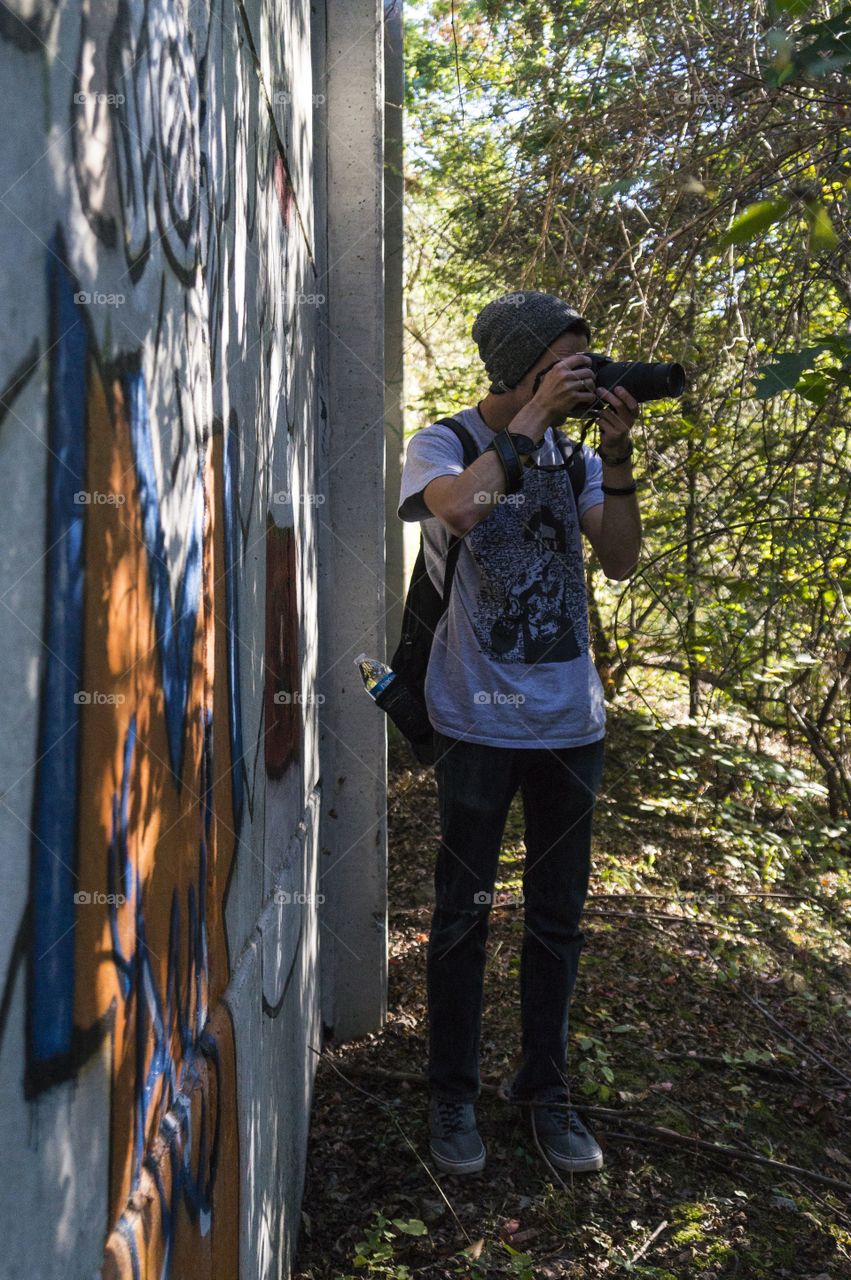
0,0,313,1271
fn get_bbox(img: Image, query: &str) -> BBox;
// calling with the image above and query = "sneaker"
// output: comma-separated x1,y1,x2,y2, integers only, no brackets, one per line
526,1086,603,1173
429,1097,486,1174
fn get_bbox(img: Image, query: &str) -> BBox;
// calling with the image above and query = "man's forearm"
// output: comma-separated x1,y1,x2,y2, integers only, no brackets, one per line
426,402,552,536
595,458,642,580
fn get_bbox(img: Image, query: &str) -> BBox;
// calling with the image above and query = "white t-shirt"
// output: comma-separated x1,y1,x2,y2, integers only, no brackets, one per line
397,405,607,748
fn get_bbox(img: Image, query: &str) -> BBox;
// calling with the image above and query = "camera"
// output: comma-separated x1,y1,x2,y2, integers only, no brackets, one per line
533,352,686,417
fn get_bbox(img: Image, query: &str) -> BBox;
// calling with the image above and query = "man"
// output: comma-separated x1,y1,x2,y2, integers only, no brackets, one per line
397,291,641,1176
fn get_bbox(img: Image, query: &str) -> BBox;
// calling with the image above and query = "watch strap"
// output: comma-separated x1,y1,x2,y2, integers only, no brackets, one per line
488,429,524,492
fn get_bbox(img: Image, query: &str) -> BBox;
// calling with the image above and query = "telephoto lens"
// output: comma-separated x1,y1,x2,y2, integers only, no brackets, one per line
566,353,686,417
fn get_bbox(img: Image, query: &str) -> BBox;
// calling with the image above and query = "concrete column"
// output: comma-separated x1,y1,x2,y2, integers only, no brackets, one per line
384,0,405,652
317,0,388,1042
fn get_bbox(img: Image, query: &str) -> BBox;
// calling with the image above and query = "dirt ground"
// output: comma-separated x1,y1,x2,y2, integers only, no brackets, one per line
294,700,851,1280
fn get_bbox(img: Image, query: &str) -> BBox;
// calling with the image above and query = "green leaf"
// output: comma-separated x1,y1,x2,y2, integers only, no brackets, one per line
752,346,826,397
718,197,790,246
393,1219,428,1236
805,202,840,250
796,369,831,404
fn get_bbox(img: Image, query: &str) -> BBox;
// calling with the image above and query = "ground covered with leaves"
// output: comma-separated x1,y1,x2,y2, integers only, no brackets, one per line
294,693,850,1280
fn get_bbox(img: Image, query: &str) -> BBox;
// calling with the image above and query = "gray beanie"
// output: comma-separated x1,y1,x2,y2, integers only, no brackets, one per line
472,291,590,393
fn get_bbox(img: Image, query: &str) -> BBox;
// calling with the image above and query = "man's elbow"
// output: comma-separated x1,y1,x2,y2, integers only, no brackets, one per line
428,499,477,538
441,511,475,538
600,552,640,581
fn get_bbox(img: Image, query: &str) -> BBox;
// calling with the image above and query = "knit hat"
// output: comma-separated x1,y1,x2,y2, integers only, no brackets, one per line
472,291,590,394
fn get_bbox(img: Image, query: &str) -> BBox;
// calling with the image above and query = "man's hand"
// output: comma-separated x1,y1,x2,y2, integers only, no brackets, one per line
530,354,598,430
597,385,639,463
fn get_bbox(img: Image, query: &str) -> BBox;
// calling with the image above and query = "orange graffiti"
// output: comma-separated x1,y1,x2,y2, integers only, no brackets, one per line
69,356,239,1277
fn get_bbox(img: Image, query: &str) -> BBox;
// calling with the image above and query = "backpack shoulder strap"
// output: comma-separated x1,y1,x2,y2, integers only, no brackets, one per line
430,416,481,607
554,431,587,507
432,415,479,467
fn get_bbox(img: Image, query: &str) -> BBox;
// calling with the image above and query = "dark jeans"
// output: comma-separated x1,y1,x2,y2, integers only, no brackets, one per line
426,729,606,1103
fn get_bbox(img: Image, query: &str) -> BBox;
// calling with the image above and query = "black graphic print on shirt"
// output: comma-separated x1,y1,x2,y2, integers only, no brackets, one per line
466,467,590,665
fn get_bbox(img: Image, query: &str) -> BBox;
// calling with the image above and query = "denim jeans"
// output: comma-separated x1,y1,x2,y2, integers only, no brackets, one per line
426,729,606,1102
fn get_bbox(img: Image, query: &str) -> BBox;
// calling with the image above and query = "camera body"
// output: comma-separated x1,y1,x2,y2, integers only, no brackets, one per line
533,352,686,418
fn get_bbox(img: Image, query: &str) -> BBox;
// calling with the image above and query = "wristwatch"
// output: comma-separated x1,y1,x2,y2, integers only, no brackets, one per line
485,429,524,492
507,432,543,466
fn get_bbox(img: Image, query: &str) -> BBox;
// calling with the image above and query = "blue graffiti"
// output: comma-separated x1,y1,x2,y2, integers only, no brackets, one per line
123,369,204,786
108,711,221,1274
28,234,88,1079
223,417,244,835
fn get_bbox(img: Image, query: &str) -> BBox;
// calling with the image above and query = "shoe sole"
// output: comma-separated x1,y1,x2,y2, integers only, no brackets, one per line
429,1143,486,1175
539,1143,603,1173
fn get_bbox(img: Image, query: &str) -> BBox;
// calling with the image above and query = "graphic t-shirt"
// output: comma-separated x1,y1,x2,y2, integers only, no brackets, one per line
397,405,607,748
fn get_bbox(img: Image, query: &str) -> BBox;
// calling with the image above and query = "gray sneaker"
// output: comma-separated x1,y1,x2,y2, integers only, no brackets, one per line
429,1097,486,1174
527,1087,603,1173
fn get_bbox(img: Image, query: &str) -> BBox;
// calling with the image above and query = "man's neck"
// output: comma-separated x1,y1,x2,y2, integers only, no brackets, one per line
476,392,521,432
476,392,557,438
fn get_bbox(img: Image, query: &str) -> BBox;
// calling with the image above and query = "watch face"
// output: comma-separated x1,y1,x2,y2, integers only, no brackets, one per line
511,433,536,453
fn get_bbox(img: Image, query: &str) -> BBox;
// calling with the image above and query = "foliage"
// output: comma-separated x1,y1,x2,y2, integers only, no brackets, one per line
403,0,851,816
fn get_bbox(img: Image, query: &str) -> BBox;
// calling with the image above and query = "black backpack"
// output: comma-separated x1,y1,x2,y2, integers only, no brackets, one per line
376,416,586,765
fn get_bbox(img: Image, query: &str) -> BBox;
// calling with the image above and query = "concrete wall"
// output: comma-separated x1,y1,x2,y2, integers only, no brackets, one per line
317,0,389,1043
0,1,390,1276
384,0,406,651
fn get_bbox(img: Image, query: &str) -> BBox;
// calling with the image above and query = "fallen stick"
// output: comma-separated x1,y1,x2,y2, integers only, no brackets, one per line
326,1062,851,1194
664,1051,802,1081
629,1219,669,1265
568,1112,851,1195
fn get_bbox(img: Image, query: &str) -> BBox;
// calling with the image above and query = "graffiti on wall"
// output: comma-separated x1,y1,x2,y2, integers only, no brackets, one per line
0,0,303,1273
26,237,242,1278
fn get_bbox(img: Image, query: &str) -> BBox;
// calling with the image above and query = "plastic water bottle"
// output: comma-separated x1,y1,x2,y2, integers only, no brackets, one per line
354,653,396,700
353,653,435,764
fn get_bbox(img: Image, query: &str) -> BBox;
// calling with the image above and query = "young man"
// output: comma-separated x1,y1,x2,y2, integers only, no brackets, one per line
397,291,641,1176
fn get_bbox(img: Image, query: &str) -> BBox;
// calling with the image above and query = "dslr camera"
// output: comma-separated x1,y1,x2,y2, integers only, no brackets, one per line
534,352,686,417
